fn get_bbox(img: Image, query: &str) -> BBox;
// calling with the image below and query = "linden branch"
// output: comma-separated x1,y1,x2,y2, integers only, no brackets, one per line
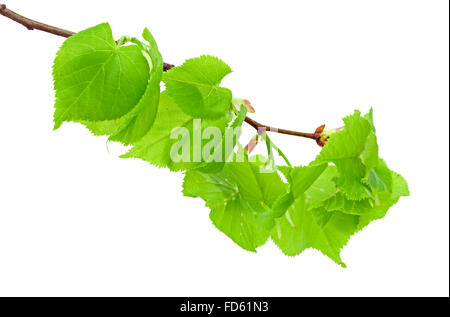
1,3,322,143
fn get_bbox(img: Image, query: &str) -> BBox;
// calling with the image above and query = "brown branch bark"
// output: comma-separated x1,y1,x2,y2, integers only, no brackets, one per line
0,3,74,37
1,3,320,142
244,116,317,139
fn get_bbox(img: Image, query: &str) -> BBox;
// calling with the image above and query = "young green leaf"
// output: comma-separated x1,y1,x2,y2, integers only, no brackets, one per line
365,158,393,192
183,160,286,252
163,55,233,119
312,192,375,215
271,197,359,267
53,23,150,129
303,165,340,205
108,28,164,144
75,28,163,145
288,164,329,198
266,164,328,218
223,161,286,206
313,110,376,200
357,171,409,230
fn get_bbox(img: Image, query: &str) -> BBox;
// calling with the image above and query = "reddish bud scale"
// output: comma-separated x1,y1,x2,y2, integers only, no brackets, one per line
232,97,255,113
245,135,259,154
314,124,327,147
314,125,344,147
243,99,255,113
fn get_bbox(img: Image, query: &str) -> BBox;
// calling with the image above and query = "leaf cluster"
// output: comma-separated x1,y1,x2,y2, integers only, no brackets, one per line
53,24,409,266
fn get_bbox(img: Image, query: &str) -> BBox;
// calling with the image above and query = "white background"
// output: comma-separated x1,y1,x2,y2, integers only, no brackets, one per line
0,0,448,296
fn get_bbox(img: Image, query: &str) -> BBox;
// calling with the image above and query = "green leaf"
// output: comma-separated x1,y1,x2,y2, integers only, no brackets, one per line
278,166,293,183
288,164,328,198
313,110,375,200
121,92,231,171
313,192,374,215
365,158,393,192
271,196,359,267
108,28,164,144
163,55,233,119
210,196,274,252
77,28,164,145
183,161,286,252
360,132,379,173
364,107,376,133
265,164,327,219
304,160,408,233
392,172,410,197
357,171,409,229
264,192,295,219
314,110,372,162
334,157,372,200
223,161,286,206
304,165,339,205
53,23,150,129
82,117,126,136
